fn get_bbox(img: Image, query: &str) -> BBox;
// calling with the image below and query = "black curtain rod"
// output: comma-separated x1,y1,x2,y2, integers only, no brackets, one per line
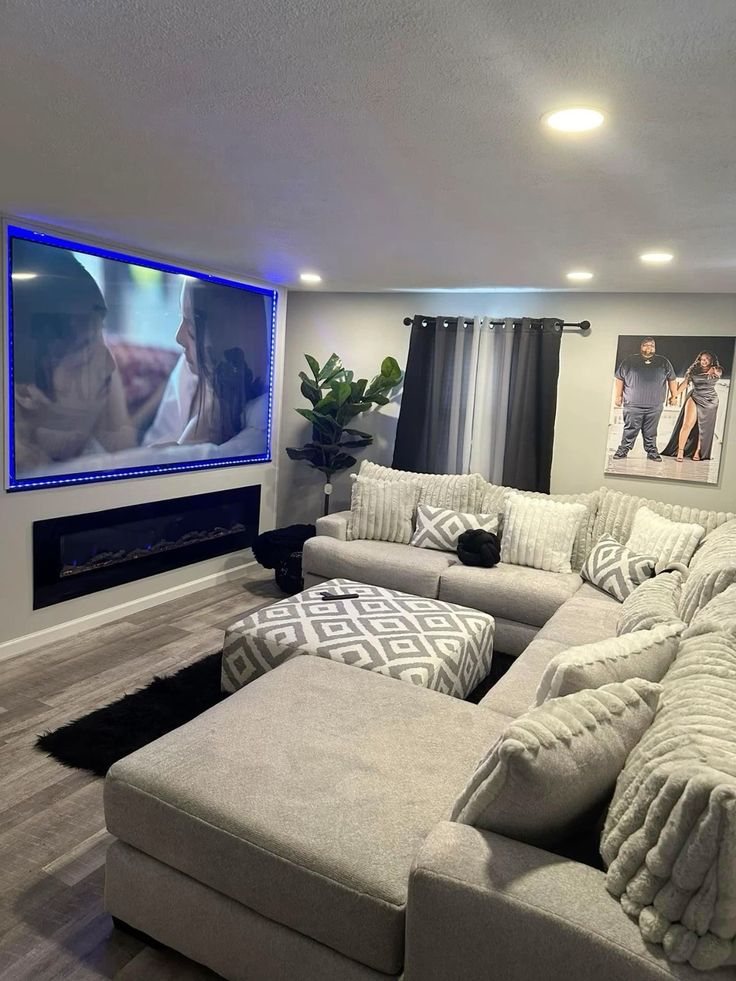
402,316,591,333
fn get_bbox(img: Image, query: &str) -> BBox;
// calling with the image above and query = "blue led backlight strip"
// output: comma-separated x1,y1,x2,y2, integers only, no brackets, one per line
5,223,277,491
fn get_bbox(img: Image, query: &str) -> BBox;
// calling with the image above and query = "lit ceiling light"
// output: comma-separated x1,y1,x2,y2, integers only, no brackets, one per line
543,107,605,133
299,271,322,284
639,251,674,264
11,271,37,280
566,270,594,282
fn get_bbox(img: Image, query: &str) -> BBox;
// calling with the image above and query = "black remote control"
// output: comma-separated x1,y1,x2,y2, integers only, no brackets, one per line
319,591,361,600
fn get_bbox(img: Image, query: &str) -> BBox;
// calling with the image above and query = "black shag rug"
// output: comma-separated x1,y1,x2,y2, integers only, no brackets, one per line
36,648,514,778
36,651,225,777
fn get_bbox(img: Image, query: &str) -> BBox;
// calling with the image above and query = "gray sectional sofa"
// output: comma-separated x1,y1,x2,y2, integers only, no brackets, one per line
103,484,736,981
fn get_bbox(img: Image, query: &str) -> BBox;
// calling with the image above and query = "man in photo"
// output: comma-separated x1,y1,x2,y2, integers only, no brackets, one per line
612,336,677,462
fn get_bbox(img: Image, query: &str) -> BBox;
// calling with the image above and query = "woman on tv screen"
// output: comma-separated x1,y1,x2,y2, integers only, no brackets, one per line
12,240,136,475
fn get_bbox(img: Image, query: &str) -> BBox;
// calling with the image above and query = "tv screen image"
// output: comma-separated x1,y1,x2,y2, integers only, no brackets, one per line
6,225,275,490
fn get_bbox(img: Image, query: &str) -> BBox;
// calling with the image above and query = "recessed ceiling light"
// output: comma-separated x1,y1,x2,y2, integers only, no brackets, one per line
639,252,674,264
299,272,322,284
11,271,37,280
543,107,605,133
566,270,594,282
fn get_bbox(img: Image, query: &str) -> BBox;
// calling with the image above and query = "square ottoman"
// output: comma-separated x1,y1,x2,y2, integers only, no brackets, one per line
221,578,495,698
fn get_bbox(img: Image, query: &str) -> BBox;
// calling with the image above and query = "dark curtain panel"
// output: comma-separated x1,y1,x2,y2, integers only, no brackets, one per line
501,319,563,493
392,315,462,473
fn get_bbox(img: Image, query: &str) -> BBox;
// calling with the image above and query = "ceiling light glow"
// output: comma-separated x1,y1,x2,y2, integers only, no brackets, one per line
299,271,322,284
566,270,594,282
639,252,674,264
544,107,605,133
11,271,38,280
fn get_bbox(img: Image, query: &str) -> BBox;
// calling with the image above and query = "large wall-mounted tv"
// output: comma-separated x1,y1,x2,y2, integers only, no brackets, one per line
5,223,276,491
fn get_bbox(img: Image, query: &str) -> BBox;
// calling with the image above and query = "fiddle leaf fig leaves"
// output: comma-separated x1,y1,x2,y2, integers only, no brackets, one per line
287,353,403,498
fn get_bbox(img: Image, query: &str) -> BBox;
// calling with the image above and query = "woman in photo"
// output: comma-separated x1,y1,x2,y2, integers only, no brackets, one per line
144,278,269,449
12,240,136,475
662,351,723,462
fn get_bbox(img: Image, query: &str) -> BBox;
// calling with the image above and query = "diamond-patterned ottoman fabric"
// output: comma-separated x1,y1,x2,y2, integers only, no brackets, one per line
222,579,495,698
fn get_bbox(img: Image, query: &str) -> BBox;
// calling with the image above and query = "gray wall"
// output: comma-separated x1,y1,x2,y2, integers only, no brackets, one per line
278,291,736,525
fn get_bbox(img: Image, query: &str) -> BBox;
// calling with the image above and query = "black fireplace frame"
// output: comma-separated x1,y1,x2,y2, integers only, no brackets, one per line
33,485,260,609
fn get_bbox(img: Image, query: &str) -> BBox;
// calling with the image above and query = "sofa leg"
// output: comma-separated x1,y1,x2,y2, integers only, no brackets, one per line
111,915,165,950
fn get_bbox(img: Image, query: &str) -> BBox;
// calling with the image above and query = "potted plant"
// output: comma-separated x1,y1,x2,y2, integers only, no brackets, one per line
286,352,403,515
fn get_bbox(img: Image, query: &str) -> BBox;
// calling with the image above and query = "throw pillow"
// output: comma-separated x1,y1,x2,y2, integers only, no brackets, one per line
457,529,501,568
689,517,736,572
682,583,736,639
581,535,657,602
515,489,600,573
679,519,736,623
626,506,705,569
451,679,661,848
500,493,587,574
534,624,680,705
616,571,687,636
346,475,420,544
601,629,736,971
410,503,498,552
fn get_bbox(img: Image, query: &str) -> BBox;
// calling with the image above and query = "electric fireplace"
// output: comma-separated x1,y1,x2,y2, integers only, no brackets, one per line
33,485,260,608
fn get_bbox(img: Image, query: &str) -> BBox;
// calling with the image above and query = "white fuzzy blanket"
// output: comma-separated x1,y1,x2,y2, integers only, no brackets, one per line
601,628,736,971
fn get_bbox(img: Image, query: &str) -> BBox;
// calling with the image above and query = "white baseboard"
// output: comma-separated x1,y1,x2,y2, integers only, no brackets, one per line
0,557,258,663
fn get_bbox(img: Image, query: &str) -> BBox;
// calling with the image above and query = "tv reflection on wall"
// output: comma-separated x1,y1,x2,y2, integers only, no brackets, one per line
5,224,276,490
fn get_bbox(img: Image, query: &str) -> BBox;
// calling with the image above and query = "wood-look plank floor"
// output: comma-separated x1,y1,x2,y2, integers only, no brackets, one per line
0,566,281,980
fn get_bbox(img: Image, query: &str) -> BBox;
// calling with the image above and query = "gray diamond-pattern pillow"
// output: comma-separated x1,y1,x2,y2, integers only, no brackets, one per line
410,503,498,552
582,535,657,602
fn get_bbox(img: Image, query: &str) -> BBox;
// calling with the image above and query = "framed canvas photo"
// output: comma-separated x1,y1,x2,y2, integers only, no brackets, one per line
604,334,735,486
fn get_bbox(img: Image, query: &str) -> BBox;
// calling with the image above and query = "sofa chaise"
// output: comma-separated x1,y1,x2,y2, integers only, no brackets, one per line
104,480,736,980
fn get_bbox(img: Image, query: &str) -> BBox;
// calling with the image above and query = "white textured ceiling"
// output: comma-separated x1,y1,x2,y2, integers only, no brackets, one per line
1,0,734,291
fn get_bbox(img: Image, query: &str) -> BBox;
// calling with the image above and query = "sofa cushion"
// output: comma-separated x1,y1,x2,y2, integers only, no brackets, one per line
451,679,661,847
479,583,621,717
626,507,705,568
346,474,420,544
303,536,458,598
534,624,681,705
592,486,734,547
105,657,511,975
438,562,582,628
616,571,687,636
500,494,587,574
358,460,484,512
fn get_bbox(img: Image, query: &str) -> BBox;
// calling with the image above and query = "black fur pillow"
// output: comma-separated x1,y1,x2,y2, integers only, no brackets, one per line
457,529,501,568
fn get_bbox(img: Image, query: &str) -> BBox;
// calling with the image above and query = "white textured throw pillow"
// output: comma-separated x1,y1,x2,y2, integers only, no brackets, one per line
500,493,586,574
679,519,736,623
410,504,498,552
346,475,420,544
627,506,705,569
534,624,681,705
581,535,657,602
601,629,736,971
616,571,687,636
451,679,661,847
682,583,736,639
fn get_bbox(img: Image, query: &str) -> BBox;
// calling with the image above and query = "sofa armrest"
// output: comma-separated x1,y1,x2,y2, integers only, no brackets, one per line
405,822,717,981
315,510,350,541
